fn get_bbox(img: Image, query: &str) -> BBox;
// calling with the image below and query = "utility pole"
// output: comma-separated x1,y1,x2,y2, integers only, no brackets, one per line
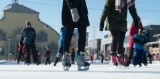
93,21,96,54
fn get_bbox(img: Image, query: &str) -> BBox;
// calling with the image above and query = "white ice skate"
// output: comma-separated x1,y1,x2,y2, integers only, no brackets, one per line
62,52,71,71
77,51,90,71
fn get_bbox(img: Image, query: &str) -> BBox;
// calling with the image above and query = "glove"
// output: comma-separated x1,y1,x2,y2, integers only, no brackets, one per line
70,8,80,22
99,20,104,31
134,20,139,30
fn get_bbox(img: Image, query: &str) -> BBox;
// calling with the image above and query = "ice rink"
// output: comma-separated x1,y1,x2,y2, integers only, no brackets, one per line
0,60,160,79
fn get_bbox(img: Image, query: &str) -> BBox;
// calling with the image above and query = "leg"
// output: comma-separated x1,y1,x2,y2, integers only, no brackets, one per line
25,44,31,64
148,53,152,64
64,25,74,53
117,31,126,55
110,30,120,55
17,52,21,64
48,58,50,64
77,24,87,54
133,49,139,66
54,46,64,66
45,58,48,65
30,44,38,64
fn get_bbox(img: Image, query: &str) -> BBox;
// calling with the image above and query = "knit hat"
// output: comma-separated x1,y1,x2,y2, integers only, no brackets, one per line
26,21,31,25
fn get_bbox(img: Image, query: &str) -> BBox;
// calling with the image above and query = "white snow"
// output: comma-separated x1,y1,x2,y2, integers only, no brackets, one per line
0,60,160,79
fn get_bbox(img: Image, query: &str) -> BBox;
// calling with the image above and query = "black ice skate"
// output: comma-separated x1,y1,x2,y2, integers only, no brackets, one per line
54,53,63,66
62,52,71,71
77,51,90,71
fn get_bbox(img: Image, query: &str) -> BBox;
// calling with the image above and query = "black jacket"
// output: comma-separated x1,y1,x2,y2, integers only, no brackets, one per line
62,0,90,26
20,27,36,45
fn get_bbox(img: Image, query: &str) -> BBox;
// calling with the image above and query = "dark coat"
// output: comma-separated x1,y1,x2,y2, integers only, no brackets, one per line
62,0,90,27
100,0,140,32
20,27,36,45
45,50,51,58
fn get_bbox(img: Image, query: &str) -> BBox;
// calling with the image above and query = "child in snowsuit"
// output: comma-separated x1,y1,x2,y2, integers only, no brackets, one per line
132,28,147,67
126,21,143,66
17,41,25,64
54,26,66,66
37,50,41,64
99,0,141,67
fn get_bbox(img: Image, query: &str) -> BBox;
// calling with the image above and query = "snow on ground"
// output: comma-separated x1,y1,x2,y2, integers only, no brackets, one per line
0,60,160,79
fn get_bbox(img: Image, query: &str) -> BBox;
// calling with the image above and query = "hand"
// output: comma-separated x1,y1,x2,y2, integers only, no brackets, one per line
134,20,139,30
31,39,35,44
99,20,104,31
70,8,80,22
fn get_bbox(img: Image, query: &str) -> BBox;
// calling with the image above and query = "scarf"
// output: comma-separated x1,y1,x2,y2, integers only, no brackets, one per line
115,0,135,12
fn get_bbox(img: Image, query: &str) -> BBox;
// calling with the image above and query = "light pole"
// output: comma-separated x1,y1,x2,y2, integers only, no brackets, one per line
8,38,11,60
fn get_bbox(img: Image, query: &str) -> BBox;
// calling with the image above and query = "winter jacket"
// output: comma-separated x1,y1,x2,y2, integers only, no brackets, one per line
62,0,90,26
100,0,140,32
99,54,104,60
90,54,93,60
133,34,148,49
21,27,36,45
45,50,51,58
128,25,143,48
38,52,41,61
17,42,24,53
59,27,66,47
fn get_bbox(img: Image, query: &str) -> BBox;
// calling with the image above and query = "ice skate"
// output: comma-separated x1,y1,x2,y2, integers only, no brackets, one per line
62,52,71,71
116,54,129,69
109,55,118,69
77,51,90,71
54,53,63,66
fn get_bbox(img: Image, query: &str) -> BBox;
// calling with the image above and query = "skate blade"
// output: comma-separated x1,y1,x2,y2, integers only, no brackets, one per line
77,66,89,71
63,66,70,71
109,65,117,70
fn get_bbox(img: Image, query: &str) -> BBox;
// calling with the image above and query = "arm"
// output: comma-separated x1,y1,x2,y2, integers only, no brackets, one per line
65,0,76,9
132,35,142,44
129,26,134,36
129,4,140,21
32,28,36,41
100,0,113,21
20,28,25,43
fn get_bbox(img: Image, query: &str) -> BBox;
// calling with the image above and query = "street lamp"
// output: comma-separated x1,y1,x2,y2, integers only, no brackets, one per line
7,38,11,60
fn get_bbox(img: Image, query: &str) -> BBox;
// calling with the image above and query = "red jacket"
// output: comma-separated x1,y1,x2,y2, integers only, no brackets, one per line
18,42,25,53
90,54,93,60
45,50,51,58
128,25,143,48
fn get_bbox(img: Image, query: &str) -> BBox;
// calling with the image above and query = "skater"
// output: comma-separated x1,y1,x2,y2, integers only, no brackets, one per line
17,41,25,64
90,54,93,64
126,21,143,66
99,0,141,67
54,26,66,66
62,0,90,71
20,21,38,65
37,50,41,64
71,48,75,64
99,52,104,64
44,47,51,65
132,28,148,67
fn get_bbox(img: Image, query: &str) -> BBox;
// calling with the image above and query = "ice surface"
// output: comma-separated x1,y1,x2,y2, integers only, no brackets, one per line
0,60,160,79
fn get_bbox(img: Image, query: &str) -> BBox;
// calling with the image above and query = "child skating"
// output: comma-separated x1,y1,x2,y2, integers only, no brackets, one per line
132,28,148,67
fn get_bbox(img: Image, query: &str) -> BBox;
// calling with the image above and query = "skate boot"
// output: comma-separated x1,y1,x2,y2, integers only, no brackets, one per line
54,53,63,66
117,54,128,67
77,51,90,71
110,53,118,67
62,52,71,71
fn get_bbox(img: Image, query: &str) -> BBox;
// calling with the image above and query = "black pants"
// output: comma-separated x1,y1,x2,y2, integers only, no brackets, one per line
64,24,86,54
148,53,152,64
101,59,104,64
110,30,126,55
127,47,134,63
25,44,38,64
17,52,24,63
45,58,50,65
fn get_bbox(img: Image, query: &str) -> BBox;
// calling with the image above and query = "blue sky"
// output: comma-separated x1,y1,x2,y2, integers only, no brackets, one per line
0,0,160,41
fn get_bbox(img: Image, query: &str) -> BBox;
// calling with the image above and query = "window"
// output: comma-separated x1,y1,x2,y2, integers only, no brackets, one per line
37,31,48,42
0,29,6,41
0,47,5,55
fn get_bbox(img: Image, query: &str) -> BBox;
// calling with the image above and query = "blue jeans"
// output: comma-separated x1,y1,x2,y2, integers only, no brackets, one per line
133,49,144,65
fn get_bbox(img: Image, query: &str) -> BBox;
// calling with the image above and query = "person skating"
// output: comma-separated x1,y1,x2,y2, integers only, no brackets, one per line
62,0,90,71
44,47,51,65
99,0,140,67
20,21,38,65
37,50,41,64
90,54,93,64
99,52,104,64
126,21,143,66
132,28,148,67
54,27,66,66
17,41,25,64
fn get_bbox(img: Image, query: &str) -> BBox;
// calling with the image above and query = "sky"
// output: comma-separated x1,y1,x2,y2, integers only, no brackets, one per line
0,0,160,41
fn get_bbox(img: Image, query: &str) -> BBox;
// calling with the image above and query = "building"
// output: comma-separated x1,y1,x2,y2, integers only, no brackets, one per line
88,39,101,54
0,1,60,61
